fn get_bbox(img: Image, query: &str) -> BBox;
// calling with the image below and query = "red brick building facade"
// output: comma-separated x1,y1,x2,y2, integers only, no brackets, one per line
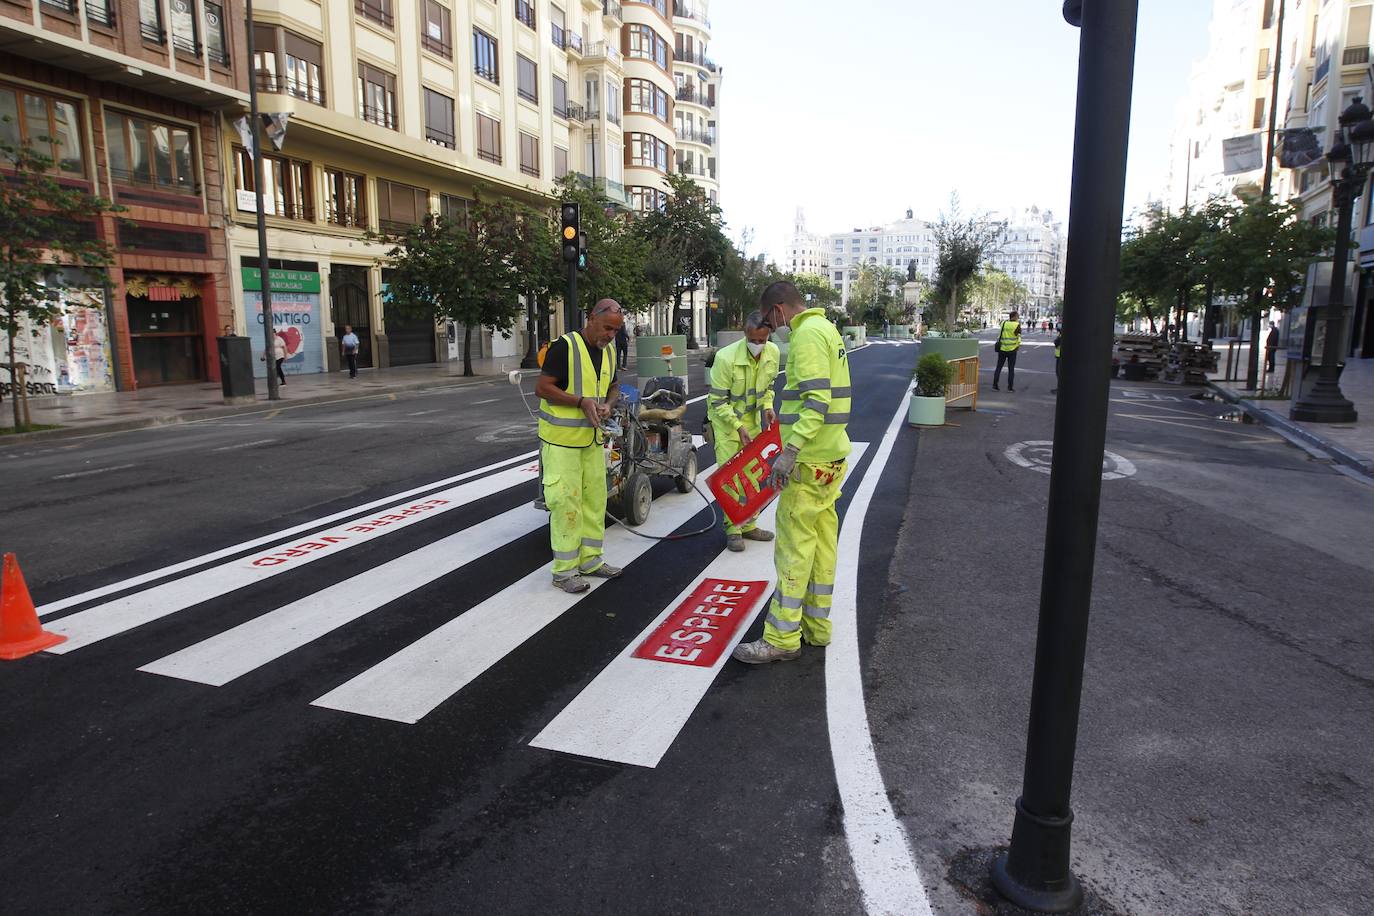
1,0,247,389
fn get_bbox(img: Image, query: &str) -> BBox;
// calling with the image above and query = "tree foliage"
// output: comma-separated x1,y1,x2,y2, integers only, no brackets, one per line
1,130,120,429
635,173,731,338
932,194,1006,332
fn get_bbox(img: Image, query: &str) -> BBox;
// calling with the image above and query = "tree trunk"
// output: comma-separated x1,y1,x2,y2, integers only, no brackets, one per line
8,325,19,431
521,292,539,369
945,285,958,333
1244,288,1263,390
1202,279,1216,343
462,324,474,377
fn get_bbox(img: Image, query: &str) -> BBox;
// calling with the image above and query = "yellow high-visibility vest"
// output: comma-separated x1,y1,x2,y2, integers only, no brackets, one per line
707,337,780,437
778,308,852,464
538,332,616,447
999,320,1022,352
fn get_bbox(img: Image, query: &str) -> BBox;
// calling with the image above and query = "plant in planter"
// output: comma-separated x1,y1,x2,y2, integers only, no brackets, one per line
909,352,954,427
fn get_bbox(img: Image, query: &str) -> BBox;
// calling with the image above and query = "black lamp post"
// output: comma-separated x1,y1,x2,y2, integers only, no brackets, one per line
1291,97,1372,423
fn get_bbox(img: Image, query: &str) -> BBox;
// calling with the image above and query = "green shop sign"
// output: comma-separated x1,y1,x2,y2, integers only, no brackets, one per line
241,268,322,294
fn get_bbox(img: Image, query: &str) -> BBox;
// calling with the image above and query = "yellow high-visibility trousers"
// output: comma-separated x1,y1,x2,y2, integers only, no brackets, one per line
711,426,762,536
542,441,607,579
763,459,846,650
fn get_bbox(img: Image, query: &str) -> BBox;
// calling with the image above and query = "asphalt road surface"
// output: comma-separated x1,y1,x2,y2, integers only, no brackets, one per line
4,335,1370,915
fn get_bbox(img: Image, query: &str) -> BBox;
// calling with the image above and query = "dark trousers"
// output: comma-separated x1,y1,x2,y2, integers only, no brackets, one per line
1265,348,1276,373
616,345,629,369
346,351,358,377
994,348,1018,388
274,358,286,385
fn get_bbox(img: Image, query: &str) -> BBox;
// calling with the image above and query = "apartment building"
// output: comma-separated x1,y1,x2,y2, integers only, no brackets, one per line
986,206,1065,318
822,211,936,308
226,0,631,373
785,208,829,277
1,0,248,392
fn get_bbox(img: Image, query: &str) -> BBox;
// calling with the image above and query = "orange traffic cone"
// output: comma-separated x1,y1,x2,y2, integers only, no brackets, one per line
0,553,66,660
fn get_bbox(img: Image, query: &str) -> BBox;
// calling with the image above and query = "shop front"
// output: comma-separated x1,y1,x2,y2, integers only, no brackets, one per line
0,271,117,399
124,273,209,386
241,259,326,378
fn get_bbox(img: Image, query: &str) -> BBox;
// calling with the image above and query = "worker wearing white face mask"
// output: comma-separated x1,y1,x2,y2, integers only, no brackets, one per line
706,311,780,551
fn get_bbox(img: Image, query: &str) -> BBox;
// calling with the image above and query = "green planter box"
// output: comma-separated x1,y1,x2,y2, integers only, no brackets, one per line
918,337,980,362
908,394,946,427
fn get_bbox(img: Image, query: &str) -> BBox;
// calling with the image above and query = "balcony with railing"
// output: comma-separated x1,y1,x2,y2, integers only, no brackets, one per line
39,0,76,13
672,2,709,28
1343,45,1370,67
355,0,393,29
565,102,586,122
139,20,166,43
603,0,622,21
171,33,200,56
516,0,535,30
426,127,456,149
1314,54,1331,85
674,125,715,145
551,23,566,49
362,105,397,130
585,41,621,65
85,0,115,26
567,32,583,55
256,74,327,105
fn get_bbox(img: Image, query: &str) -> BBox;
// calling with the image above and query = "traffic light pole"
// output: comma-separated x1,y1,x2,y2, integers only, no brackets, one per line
990,1,1138,911
244,0,279,401
565,261,579,333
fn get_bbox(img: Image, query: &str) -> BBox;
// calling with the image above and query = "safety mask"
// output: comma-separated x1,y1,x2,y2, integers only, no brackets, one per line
747,341,766,357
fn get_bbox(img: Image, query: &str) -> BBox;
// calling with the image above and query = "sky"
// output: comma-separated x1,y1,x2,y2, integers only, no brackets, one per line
708,0,1215,262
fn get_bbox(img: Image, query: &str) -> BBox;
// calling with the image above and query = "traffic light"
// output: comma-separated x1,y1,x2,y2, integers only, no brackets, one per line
577,231,588,271
560,203,580,264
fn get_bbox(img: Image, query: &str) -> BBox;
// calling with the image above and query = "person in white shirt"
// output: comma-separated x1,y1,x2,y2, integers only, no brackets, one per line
341,325,360,378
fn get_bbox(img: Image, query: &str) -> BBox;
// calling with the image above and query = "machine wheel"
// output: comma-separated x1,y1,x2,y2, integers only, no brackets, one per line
674,449,697,494
623,471,652,526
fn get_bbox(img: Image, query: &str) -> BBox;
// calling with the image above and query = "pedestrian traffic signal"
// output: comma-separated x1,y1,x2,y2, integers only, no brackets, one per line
560,203,580,264
577,231,588,271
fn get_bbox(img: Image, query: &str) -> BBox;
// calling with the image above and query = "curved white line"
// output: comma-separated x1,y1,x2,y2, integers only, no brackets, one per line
828,385,934,916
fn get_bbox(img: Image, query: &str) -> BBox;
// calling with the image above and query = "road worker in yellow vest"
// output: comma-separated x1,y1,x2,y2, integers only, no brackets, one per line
534,299,625,594
733,281,852,665
992,309,1022,391
707,310,780,552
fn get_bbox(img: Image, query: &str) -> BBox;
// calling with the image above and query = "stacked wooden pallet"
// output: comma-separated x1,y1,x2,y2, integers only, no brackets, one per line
1114,334,1166,378
1161,341,1220,385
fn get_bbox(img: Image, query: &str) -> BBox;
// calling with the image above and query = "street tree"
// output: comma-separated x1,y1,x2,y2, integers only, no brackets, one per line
1,133,120,430
932,194,1006,332
968,268,1027,326
635,173,730,345
381,195,526,377
505,200,559,365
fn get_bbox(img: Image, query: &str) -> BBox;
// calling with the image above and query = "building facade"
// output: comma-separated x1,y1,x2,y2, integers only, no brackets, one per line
785,208,828,278
1,0,248,393
986,206,1066,318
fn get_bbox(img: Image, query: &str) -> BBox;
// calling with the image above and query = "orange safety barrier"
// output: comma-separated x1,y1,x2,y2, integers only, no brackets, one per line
0,553,66,660
945,356,979,410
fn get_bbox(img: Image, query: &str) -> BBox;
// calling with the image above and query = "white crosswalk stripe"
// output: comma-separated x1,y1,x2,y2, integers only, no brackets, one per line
531,442,869,768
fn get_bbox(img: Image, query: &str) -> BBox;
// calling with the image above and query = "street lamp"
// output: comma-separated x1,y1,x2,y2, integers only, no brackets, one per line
1291,96,1369,423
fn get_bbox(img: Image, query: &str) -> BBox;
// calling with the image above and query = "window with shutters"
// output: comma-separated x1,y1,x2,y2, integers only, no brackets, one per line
104,109,198,194
551,6,566,49
476,112,501,163
205,2,230,65
376,179,430,233
424,88,456,148
170,0,200,56
474,29,499,83
233,148,313,221
553,146,569,179
253,25,326,105
553,76,568,118
519,132,540,177
358,63,397,129
323,167,366,228
422,0,452,58
517,55,538,103
0,85,86,177
138,0,165,43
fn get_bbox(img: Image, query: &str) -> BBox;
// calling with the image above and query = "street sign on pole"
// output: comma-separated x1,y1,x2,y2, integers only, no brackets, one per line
244,0,279,402
990,1,1139,911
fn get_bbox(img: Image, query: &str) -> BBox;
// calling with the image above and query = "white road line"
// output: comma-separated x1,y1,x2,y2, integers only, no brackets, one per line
51,464,137,480
531,443,869,768
139,503,549,686
44,462,540,653
36,450,536,617
211,439,278,452
406,409,442,416
472,398,499,405
311,478,717,724
828,388,934,916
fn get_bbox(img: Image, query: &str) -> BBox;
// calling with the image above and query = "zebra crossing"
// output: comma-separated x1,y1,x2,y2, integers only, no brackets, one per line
34,438,875,767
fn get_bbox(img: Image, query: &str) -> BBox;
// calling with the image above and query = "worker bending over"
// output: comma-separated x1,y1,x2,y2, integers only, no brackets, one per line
535,300,625,594
733,281,852,665
707,310,780,552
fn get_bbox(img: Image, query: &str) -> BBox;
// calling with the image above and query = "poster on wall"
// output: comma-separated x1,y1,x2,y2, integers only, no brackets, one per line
0,311,60,400
242,267,325,377
56,288,116,393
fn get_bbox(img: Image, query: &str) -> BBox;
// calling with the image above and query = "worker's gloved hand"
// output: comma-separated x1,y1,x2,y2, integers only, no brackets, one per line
580,398,601,428
766,444,800,491
762,408,776,431
737,426,752,448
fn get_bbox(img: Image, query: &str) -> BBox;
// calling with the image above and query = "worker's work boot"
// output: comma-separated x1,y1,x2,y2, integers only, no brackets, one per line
553,576,590,594
726,534,745,552
732,638,800,665
584,562,622,579
741,528,774,542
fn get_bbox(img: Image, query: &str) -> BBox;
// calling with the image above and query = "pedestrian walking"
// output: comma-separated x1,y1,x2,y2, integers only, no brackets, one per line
341,325,360,379
261,331,287,385
992,310,1022,391
615,323,630,370
1265,325,1280,374
1051,330,1061,394
707,311,779,552
733,281,851,665
534,299,625,594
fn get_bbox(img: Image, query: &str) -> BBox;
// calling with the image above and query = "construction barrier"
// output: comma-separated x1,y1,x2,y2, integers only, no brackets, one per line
946,356,979,409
